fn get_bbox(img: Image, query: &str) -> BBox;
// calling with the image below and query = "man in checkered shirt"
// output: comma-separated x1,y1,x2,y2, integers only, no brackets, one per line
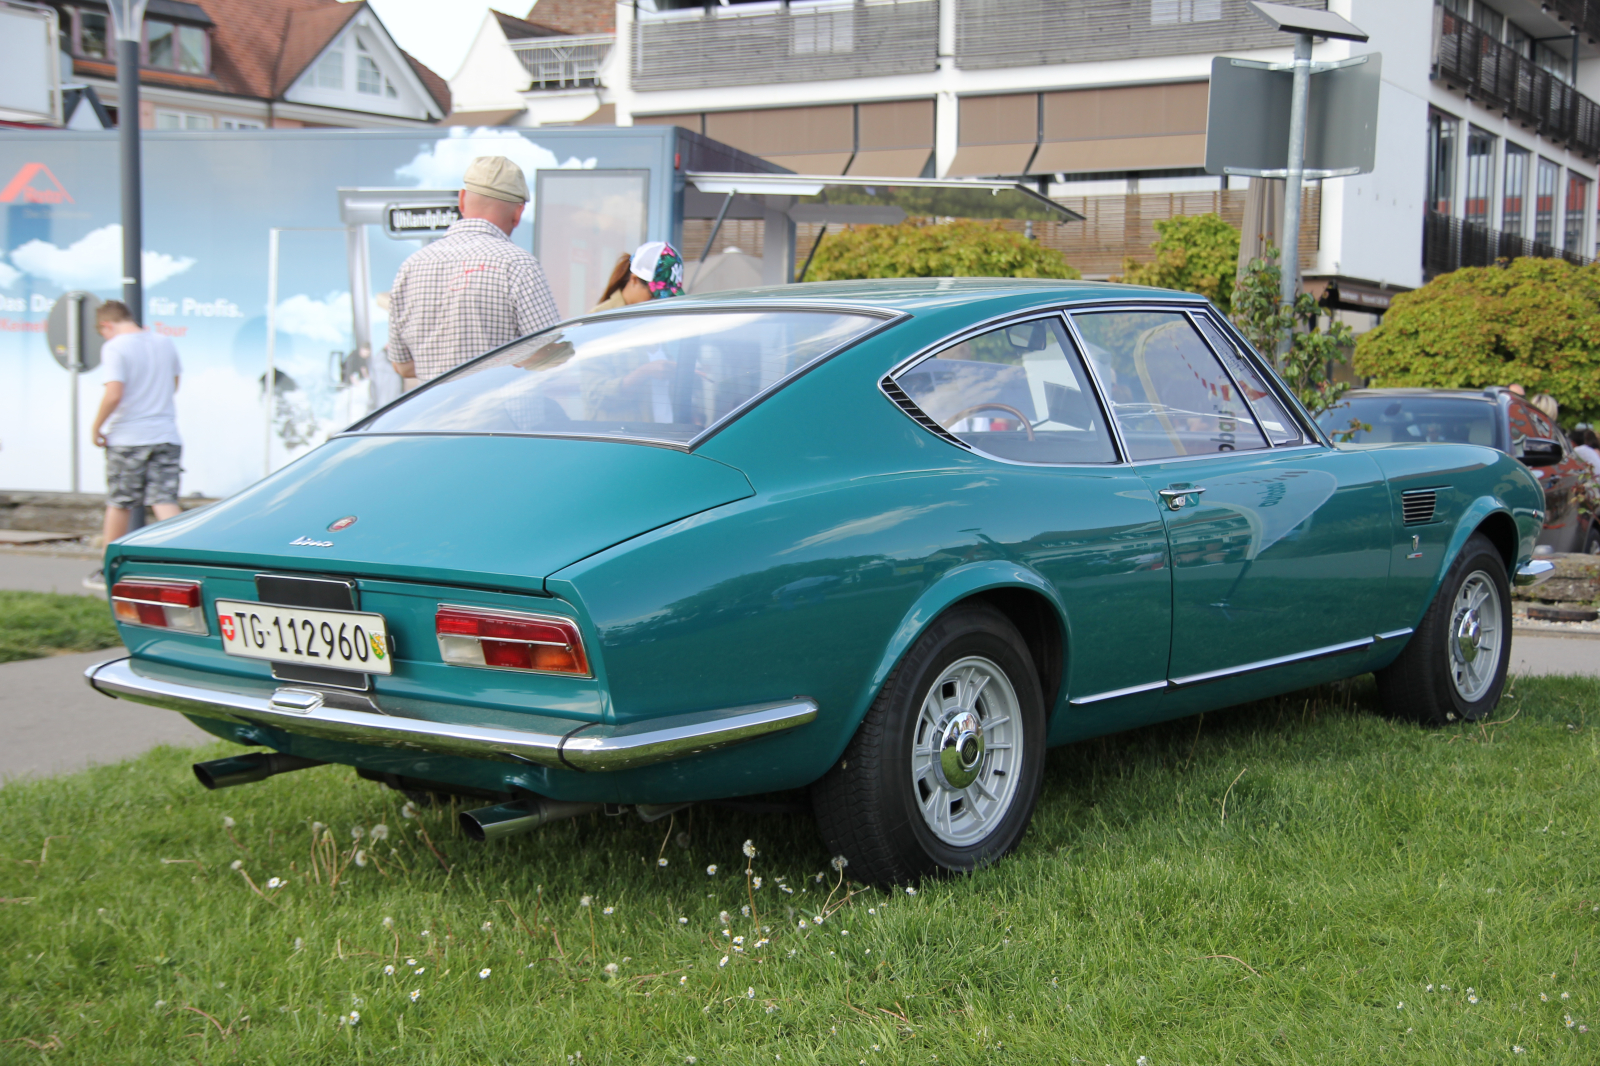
388,156,560,384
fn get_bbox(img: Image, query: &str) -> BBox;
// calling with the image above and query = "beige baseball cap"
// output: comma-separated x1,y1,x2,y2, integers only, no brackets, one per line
462,155,529,204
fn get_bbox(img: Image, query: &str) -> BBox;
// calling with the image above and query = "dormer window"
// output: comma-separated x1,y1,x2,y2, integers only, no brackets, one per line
355,37,398,97
146,18,208,74
315,47,344,89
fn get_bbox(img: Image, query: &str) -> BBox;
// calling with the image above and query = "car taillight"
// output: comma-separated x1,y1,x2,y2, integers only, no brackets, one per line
111,578,208,634
435,606,590,676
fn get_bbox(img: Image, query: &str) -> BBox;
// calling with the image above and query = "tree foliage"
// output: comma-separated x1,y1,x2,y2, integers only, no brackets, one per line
805,220,1081,281
1354,257,1600,423
1232,247,1355,419
1120,213,1241,314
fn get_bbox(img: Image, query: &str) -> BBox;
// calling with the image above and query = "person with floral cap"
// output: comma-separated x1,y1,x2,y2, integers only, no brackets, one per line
582,242,694,423
591,241,686,311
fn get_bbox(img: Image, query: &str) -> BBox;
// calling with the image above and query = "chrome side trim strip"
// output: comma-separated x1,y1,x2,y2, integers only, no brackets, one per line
1168,637,1375,688
85,657,816,773
1515,560,1556,587
1067,679,1168,706
1375,628,1415,642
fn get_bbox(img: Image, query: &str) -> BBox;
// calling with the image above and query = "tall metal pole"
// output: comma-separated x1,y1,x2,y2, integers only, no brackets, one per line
265,228,280,476
68,295,82,493
109,2,149,325
1279,31,1313,342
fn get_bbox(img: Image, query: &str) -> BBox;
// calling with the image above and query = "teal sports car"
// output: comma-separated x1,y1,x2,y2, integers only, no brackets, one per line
87,279,1553,885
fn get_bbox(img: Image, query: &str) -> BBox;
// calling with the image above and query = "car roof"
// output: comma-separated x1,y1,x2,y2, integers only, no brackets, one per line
1338,387,1501,404
638,277,1211,315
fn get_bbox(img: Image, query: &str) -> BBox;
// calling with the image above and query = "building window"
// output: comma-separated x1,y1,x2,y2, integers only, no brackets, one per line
155,110,213,129
1464,127,1495,226
1564,172,1589,252
1428,110,1459,216
1536,157,1559,245
1151,0,1221,23
1503,143,1529,237
1535,41,1574,84
314,48,344,89
357,54,383,94
146,20,207,74
78,9,108,58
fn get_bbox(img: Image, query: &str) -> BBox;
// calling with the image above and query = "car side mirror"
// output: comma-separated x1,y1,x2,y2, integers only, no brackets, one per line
1520,437,1564,467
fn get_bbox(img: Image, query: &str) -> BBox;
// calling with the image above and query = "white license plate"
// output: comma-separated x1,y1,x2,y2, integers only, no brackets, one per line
215,599,392,675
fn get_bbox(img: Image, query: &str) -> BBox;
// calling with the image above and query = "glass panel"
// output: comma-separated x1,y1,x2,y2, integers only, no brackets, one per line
534,169,649,319
155,111,182,130
357,55,383,95
315,50,343,89
79,12,107,58
359,311,882,444
147,19,174,69
1190,315,1304,445
1536,157,1559,244
1471,1,1503,39
1316,395,1497,446
892,318,1117,465
1565,172,1589,252
183,113,211,129
1502,144,1529,236
1464,127,1495,226
1428,111,1458,215
177,25,206,73
1071,311,1268,460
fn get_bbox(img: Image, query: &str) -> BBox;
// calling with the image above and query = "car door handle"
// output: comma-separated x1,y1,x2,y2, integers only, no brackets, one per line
1158,486,1206,510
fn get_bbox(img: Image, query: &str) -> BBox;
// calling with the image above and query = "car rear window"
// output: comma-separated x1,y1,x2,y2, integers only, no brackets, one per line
357,309,883,445
1318,396,1499,447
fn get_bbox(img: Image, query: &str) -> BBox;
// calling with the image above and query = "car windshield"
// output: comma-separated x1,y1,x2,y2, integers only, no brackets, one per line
357,309,883,444
1317,395,1500,448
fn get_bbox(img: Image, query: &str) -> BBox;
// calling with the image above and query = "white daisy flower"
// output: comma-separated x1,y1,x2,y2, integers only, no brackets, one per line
745,987,755,999
680,975,688,985
479,968,491,980
384,965,395,976
603,906,615,916
266,877,284,890
409,989,421,1003
719,956,729,968
481,922,493,932
658,858,669,867
347,1011,360,1025
678,917,689,924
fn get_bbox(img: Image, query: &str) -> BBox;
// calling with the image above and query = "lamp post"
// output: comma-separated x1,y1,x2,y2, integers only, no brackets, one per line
106,1,149,325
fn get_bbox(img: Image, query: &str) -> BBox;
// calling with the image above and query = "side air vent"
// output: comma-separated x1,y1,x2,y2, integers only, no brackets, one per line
880,377,970,449
1401,489,1437,525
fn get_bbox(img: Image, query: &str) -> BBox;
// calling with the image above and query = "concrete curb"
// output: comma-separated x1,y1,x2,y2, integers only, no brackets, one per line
1513,624,1600,641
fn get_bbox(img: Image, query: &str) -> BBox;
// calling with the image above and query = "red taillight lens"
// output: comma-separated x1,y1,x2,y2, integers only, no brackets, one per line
111,579,208,634
435,606,589,676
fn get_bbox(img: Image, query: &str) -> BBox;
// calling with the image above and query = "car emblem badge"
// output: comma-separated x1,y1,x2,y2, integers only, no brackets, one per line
370,633,387,660
289,536,334,547
328,515,358,532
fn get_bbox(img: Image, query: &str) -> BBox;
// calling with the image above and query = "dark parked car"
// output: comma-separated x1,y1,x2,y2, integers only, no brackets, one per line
1318,387,1596,554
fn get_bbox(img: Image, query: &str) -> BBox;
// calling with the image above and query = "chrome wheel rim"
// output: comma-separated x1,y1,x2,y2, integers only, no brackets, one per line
1449,570,1502,704
911,656,1023,847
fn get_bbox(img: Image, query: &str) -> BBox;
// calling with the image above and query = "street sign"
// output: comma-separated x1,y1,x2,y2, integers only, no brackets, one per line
47,291,103,371
383,202,461,239
1205,52,1382,178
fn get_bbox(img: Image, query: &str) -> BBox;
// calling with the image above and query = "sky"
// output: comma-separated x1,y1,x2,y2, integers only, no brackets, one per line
366,0,508,82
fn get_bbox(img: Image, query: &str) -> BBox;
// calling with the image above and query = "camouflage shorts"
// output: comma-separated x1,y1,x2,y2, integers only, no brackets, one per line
106,443,182,509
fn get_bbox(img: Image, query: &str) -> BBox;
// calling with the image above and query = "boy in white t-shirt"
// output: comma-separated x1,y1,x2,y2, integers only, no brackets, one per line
89,300,183,544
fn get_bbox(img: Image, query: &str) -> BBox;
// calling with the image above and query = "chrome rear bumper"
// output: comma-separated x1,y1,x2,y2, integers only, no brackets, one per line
85,657,816,772
1515,560,1556,587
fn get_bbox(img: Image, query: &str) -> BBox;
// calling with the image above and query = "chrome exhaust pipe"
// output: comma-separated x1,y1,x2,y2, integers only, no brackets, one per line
459,798,602,842
193,752,326,791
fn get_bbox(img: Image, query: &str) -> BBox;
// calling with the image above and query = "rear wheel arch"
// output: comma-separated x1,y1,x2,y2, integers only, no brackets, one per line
966,587,1064,718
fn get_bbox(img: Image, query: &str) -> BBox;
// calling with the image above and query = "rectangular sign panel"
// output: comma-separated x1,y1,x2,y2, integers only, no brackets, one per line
1205,52,1381,177
383,202,461,239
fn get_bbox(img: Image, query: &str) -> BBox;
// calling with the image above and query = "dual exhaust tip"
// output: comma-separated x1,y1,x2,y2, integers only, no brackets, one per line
191,752,600,842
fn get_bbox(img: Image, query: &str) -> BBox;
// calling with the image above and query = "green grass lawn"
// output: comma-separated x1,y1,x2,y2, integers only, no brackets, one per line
2,675,1596,1064
0,590,121,664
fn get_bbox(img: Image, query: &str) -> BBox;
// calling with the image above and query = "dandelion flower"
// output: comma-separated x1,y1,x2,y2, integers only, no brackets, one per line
409,989,421,1003
604,963,619,975
678,917,689,924
659,857,669,867
719,911,731,924
384,965,395,976
719,956,729,968
354,850,367,867
479,968,491,980
580,896,593,908
230,859,243,871
400,803,419,820
831,855,848,871
481,921,493,932
603,906,615,916
707,864,718,876
383,916,394,929
348,1011,360,1025
154,999,167,1008
370,824,389,841
266,877,284,889
351,826,364,841
743,840,757,859
312,821,326,834
222,815,236,828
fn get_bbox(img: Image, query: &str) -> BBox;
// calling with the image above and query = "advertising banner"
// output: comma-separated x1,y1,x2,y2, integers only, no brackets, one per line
0,126,678,499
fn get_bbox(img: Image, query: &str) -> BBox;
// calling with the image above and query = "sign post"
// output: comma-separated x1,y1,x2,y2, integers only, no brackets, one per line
106,0,150,325
47,292,105,494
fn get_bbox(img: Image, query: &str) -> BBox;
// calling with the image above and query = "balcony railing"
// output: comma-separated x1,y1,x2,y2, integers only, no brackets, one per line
1544,0,1600,50
1433,5,1600,159
632,0,937,91
511,34,613,90
1422,210,1591,279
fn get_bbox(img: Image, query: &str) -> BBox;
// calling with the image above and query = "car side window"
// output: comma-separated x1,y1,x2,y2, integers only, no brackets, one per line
1070,310,1269,461
891,317,1117,464
1191,314,1306,446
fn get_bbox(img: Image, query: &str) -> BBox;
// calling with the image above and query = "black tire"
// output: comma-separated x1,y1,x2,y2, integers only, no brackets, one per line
1375,532,1512,726
811,602,1046,886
